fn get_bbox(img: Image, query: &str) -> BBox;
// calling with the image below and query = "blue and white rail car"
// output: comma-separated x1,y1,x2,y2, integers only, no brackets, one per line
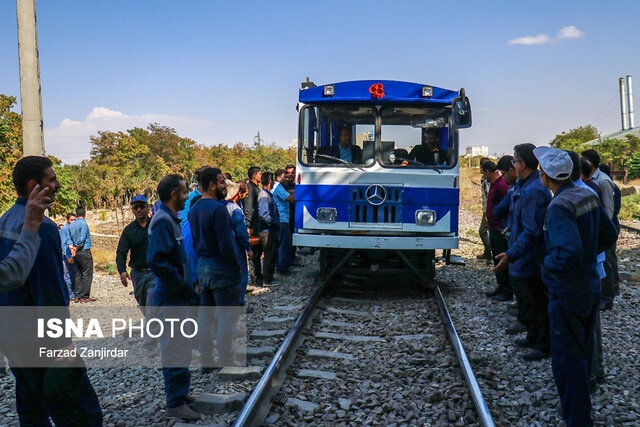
293,80,471,281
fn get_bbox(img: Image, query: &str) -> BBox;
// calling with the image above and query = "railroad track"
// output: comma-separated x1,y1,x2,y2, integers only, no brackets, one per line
227,278,494,426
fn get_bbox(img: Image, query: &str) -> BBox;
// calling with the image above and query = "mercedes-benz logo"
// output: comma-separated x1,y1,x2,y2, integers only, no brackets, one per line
365,184,386,206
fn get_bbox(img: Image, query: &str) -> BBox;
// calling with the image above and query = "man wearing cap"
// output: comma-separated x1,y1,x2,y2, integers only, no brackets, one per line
494,143,551,361
116,195,156,320
535,147,617,427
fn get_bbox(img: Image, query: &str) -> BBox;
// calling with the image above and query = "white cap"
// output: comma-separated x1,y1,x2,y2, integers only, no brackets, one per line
533,146,572,180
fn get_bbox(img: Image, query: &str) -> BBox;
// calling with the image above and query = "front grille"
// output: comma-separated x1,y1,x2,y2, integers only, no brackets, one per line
349,185,403,224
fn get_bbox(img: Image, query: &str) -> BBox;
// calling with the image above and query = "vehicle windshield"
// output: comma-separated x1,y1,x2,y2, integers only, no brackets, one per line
379,106,454,168
300,104,455,168
300,105,375,166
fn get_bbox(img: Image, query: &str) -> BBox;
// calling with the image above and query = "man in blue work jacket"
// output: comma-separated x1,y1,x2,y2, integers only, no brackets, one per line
147,174,201,421
189,168,242,371
494,143,552,361
0,156,102,426
67,206,95,302
534,147,616,427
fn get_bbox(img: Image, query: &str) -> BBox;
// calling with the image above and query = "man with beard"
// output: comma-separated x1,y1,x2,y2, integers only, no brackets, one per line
147,174,200,421
189,167,242,371
0,156,102,425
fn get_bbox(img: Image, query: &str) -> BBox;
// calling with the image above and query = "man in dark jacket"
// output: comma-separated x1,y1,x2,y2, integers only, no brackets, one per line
318,128,363,164
494,143,552,361
189,167,242,370
0,156,102,426
147,174,200,421
535,147,617,427
244,166,263,286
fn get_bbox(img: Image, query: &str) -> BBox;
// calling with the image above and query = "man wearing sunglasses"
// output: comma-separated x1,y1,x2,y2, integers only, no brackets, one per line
116,195,156,321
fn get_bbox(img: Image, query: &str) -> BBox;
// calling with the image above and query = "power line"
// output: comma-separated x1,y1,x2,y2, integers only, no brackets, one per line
591,92,619,126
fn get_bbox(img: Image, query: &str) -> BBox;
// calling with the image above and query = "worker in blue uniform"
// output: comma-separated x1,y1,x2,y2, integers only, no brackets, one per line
494,143,552,361
147,174,201,421
534,147,617,427
0,156,102,426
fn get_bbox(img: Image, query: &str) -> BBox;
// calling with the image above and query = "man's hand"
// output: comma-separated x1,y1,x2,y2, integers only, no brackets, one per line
248,228,254,237
23,184,54,232
493,252,509,272
247,250,254,259
67,257,74,264
69,246,77,257
120,271,130,287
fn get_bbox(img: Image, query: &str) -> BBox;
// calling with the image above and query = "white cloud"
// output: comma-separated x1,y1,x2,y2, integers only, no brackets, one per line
508,34,552,46
557,25,584,40
45,107,214,164
508,26,584,46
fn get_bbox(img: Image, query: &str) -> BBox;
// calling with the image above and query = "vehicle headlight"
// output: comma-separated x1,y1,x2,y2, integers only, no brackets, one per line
415,210,436,225
317,207,337,223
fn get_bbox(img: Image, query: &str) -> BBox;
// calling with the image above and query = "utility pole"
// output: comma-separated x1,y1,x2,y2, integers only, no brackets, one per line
17,0,45,156
253,131,264,146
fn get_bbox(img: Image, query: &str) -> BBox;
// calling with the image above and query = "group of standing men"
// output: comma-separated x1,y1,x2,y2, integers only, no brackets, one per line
58,206,95,302
0,155,299,424
114,164,296,421
478,145,621,426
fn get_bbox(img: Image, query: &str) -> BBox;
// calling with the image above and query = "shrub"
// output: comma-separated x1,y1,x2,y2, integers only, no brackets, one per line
619,194,640,221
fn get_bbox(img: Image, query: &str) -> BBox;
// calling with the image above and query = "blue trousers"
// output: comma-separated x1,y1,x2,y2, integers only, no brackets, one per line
156,302,193,409
10,366,102,426
549,290,599,427
276,222,292,273
63,258,75,299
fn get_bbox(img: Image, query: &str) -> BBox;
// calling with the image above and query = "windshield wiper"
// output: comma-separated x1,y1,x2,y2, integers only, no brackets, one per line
389,154,443,173
314,153,366,172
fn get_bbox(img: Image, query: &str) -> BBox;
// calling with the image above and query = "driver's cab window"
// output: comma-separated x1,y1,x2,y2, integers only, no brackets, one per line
380,106,454,168
300,105,374,166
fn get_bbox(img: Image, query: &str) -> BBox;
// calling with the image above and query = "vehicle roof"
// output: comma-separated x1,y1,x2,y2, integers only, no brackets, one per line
299,80,459,105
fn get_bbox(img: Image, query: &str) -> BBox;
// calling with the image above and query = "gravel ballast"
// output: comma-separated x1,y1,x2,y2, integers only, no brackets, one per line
0,206,637,426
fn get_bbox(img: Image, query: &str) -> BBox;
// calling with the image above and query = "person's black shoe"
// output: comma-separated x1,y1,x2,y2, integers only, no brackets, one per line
484,287,502,298
515,337,535,348
506,322,527,335
201,367,216,375
522,350,549,361
491,293,513,302
476,252,492,260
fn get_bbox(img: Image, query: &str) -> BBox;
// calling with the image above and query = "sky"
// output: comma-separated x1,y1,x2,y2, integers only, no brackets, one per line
1,0,639,164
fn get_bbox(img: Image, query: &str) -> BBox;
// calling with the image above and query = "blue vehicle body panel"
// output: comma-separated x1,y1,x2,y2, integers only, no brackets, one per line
295,184,459,232
299,80,458,105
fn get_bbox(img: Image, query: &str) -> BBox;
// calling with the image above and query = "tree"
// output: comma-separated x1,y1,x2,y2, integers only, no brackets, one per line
550,125,599,151
0,95,23,211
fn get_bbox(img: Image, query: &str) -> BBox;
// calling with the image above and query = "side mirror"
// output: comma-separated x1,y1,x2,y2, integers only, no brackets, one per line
453,88,472,129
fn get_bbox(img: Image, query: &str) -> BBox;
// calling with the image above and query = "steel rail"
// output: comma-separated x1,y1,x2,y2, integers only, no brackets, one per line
233,280,328,427
434,284,495,427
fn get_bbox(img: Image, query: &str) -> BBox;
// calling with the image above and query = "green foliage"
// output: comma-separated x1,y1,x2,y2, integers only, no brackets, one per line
619,194,640,221
104,262,117,275
48,156,79,216
1,93,295,212
194,141,295,182
627,151,640,180
0,95,23,211
550,125,599,151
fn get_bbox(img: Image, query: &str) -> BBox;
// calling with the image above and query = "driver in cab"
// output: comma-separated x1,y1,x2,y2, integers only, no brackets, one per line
409,128,446,165
319,127,363,164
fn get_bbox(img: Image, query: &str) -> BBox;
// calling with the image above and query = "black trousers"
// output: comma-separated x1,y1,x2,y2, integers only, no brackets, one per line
489,229,512,295
511,275,550,353
249,235,263,287
259,229,279,283
74,249,94,299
